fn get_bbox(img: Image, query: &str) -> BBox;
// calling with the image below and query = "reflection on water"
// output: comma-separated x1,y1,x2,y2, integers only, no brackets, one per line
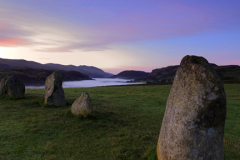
26,78,145,89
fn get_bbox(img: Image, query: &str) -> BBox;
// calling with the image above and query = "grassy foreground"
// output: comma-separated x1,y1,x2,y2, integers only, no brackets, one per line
0,84,239,160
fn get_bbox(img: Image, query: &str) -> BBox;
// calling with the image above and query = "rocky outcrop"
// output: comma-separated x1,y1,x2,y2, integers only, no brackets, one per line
0,75,25,98
71,91,93,117
157,55,226,160
44,71,66,106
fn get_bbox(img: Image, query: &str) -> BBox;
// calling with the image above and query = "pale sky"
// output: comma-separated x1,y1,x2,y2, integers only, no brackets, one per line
0,0,240,74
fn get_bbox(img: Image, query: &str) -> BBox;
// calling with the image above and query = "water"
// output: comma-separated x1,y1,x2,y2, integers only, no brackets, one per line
26,78,145,89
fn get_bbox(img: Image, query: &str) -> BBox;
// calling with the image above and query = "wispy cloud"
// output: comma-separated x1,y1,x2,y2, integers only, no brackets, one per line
39,57,50,60
0,0,240,53
37,41,111,52
0,37,32,47
0,22,34,47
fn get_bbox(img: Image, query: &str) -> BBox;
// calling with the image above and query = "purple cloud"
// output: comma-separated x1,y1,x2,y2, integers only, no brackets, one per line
1,0,240,52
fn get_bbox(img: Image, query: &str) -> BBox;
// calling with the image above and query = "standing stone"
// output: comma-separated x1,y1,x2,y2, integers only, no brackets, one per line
0,78,7,96
71,91,93,117
157,55,226,160
44,71,66,106
4,75,25,98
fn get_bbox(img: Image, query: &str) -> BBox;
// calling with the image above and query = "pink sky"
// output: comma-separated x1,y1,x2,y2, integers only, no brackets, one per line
0,0,239,74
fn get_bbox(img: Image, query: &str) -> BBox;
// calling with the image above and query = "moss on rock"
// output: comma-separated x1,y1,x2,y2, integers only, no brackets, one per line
71,91,93,117
0,75,25,99
157,55,226,160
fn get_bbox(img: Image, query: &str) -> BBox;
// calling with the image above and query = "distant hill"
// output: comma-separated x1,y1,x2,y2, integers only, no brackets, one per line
213,65,240,83
0,67,92,86
44,63,113,78
110,70,150,79
135,66,178,83
135,64,240,83
0,58,113,78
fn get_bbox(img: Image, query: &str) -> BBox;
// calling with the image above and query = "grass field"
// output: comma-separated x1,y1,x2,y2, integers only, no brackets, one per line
0,84,239,160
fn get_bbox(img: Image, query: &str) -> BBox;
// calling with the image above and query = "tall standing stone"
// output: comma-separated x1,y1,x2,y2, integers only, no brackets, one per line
1,75,25,99
71,91,93,117
157,55,226,160
44,71,66,106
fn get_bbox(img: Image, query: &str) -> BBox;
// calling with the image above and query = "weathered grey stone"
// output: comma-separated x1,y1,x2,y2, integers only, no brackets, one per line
44,71,66,106
71,91,93,117
4,75,25,98
0,78,7,96
157,55,226,160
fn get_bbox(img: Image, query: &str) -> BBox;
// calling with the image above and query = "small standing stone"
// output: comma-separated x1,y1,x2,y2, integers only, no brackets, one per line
157,55,226,160
0,78,7,96
44,71,66,106
1,75,25,99
71,91,93,117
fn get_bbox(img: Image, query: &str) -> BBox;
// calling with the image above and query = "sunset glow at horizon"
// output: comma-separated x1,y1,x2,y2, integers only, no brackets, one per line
0,0,239,74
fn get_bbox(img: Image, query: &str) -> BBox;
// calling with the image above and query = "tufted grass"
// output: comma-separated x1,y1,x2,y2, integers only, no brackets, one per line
0,84,239,160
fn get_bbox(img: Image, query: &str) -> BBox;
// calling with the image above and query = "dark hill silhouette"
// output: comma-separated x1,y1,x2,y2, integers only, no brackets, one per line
111,70,150,79
135,64,240,84
0,67,92,86
44,63,113,78
135,66,179,83
0,58,113,78
213,65,240,83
